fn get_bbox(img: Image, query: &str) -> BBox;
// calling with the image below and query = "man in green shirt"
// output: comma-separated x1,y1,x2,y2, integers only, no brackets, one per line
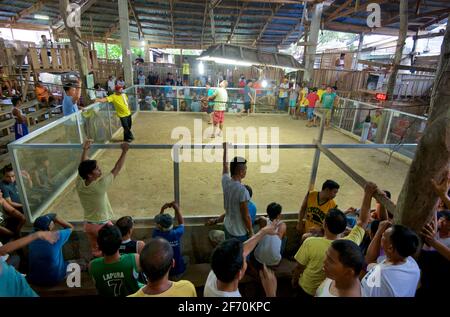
320,86,338,129
89,224,141,297
76,139,129,257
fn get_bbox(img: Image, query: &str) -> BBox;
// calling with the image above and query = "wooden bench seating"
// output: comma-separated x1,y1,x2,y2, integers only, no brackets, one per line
27,108,50,126
29,259,297,297
30,272,97,297
0,118,15,136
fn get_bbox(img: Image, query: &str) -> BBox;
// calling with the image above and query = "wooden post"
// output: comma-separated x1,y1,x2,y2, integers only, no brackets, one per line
105,41,108,60
395,15,450,232
353,33,364,70
304,3,323,83
59,0,89,104
386,0,408,101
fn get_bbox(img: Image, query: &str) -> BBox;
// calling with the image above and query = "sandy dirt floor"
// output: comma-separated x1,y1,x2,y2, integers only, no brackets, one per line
46,112,411,221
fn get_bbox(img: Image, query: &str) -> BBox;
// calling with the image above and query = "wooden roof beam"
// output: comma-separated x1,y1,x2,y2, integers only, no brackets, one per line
169,0,175,44
128,0,144,40
325,0,353,22
252,3,283,46
326,0,389,23
201,0,208,48
55,0,98,32
11,0,46,22
227,2,248,43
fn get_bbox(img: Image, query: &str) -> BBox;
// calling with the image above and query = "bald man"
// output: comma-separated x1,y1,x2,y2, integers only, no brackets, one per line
128,238,197,297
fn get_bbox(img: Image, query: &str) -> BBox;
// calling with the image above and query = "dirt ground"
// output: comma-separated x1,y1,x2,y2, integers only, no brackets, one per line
46,112,411,221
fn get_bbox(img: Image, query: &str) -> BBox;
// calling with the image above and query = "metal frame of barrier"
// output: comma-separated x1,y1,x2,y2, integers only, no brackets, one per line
8,86,419,223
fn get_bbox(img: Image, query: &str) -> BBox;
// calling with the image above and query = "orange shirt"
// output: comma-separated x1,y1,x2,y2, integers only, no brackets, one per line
35,86,49,102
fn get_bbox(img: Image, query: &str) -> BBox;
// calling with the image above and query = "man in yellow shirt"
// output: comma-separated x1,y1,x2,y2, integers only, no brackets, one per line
76,139,129,257
96,85,134,142
297,179,340,239
317,84,326,101
128,238,197,297
292,182,379,297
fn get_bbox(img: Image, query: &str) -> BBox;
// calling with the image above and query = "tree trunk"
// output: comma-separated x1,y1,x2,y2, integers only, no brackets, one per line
395,15,450,232
386,0,408,101
59,0,89,104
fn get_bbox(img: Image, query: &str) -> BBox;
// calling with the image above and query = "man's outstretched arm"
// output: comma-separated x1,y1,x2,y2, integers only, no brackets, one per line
111,143,129,177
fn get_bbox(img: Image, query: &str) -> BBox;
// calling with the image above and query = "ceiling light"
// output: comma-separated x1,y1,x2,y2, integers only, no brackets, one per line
34,14,50,20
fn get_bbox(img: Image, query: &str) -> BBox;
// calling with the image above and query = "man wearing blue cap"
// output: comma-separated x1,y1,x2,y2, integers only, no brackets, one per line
27,213,74,286
152,201,186,278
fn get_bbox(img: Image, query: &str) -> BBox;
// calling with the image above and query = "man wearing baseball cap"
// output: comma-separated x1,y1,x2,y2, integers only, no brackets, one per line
96,85,134,142
27,213,74,286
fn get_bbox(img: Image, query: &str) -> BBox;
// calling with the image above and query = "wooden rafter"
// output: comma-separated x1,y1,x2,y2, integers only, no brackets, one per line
169,0,176,44
420,13,449,30
201,0,208,48
252,3,283,46
10,0,46,22
327,0,389,23
227,2,248,43
55,0,98,32
128,0,144,40
279,2,307,47
325,0,353,22
415,0,422,15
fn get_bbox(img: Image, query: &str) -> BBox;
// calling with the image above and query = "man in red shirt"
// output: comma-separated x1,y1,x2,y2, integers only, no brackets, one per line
306,88,319,127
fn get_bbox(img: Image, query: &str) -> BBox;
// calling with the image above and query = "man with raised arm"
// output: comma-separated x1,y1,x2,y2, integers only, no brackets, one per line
76,139,129,257
221,142,253,242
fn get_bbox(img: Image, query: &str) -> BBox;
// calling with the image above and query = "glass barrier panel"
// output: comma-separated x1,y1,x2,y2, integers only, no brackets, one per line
38,148,174,221
11,146,81,222
23,115,81,144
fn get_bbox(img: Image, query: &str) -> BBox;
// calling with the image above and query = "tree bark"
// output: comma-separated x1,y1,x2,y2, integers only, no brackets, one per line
59,0,89,104
395,15,450,232
386,0,408,101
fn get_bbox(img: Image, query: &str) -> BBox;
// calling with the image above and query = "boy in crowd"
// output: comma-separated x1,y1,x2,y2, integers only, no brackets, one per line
62,80,83,117
89,225,141,297
296,179,340,239
152,201,186,278
204,220,280,297
253,202,287,268
320,86,338,129
297,83,308,120
128,238,196,297
316,240,364,297
288,86,298,117
245,185,257,225
77,139,129,258
0,190,25,239
0,165,31,211
28,213,74,286
292,182,376,297
116,216,145,255
306,88,319,127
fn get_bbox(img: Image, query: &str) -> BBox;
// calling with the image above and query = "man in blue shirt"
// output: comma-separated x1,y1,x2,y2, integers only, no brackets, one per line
28,213,74,286
62,80,83,116
0,165,31,211
152,202,186,278
0,230,58,296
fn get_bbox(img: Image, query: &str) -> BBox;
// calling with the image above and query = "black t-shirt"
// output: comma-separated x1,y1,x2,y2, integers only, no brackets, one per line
135,58,144,63
166,78,175,86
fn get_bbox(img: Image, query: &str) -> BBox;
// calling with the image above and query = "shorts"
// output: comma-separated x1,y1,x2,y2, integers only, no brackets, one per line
299,106,306,113
213,111,225,124
289,99,296,108
244,102,251,111
324,109,332,120
307,107,315,120
183,74,189,81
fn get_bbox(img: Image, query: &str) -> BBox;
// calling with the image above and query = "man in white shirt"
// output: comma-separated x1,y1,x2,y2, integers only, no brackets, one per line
278,77,289,111
361,224,420,297
221,143,252,242
204,222,279,297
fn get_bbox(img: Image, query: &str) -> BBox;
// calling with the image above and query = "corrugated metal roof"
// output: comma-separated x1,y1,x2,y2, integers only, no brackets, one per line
0,0,448,48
